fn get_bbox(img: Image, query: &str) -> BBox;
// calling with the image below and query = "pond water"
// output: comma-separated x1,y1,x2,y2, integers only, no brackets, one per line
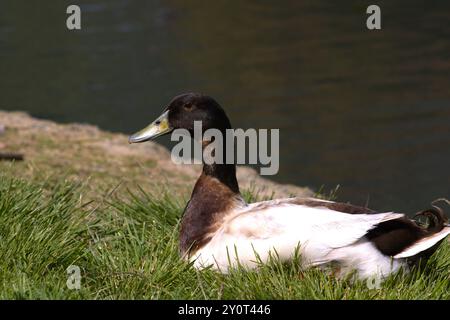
1,0,449,213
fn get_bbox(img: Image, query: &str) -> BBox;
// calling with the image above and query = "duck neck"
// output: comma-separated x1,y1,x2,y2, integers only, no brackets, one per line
199,124,239,194
179,126,242,255
202,163,239,194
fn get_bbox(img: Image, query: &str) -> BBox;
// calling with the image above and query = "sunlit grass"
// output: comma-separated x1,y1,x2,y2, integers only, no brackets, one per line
0,175,448,299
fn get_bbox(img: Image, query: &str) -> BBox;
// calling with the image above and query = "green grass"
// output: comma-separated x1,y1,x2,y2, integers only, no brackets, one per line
0,175,449,299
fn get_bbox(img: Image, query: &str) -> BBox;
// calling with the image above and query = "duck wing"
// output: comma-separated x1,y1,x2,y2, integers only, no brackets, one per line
225,199,403,249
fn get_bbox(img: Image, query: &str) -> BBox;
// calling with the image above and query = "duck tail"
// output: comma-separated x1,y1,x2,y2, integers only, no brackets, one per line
413,201,448,234
393,200,450,260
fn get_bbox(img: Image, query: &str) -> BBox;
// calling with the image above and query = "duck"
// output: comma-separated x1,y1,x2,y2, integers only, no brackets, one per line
128,92,450,280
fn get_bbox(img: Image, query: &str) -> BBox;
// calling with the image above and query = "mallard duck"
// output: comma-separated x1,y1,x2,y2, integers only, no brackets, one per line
129,92,450,279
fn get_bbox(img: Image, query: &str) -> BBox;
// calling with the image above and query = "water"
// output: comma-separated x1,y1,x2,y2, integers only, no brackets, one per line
1,0,449,213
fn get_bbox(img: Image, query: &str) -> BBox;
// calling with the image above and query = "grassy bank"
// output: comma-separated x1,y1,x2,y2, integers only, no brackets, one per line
1,175,449,299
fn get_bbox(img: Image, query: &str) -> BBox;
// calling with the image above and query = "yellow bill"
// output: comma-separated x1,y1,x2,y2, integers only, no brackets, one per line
128,110,172,143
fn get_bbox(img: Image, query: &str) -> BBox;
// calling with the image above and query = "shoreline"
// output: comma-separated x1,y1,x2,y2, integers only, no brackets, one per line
0,110,313,200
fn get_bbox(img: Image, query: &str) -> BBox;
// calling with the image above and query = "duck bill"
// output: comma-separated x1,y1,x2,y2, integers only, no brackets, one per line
128,110,173,143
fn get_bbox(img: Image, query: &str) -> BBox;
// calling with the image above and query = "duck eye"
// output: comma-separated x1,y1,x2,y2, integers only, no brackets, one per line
183,103,194,111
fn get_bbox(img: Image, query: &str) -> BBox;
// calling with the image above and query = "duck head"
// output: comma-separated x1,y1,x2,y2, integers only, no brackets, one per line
129,92,240,195
128,92,231,143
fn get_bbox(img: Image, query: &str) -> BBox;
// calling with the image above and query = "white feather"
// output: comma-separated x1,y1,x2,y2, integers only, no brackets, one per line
322,240,405,279
394,227,450,259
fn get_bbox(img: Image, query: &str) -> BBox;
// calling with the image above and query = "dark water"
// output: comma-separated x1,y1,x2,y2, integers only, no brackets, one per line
1,1,449,213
